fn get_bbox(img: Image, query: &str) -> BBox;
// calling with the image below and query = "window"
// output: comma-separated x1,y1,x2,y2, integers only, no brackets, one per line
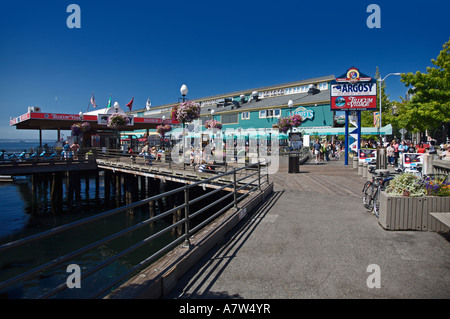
260,109,280,118
241,112,250,120
222,113,238,124
319,82,329,90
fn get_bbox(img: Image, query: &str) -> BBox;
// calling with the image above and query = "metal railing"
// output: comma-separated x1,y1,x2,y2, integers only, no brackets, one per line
0,162,269,299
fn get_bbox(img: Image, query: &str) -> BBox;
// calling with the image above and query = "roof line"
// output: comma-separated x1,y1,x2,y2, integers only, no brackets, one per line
129,75,335,113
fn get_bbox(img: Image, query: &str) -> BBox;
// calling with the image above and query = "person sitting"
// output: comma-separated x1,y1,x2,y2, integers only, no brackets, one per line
150,147,157,160
128,147,136,164
156,147,164,162
140,142,151,165
442,146,450,161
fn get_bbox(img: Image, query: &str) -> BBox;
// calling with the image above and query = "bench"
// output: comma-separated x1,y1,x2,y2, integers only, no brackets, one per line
429,213,450,232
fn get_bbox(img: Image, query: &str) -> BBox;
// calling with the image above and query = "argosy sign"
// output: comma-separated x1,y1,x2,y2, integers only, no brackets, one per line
330,67,377,111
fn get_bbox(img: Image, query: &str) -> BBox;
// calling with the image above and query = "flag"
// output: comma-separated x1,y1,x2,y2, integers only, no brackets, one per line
146,98,151,111
126,97,134,111
107,95,112,108
90,93,97,108
373,112,380,128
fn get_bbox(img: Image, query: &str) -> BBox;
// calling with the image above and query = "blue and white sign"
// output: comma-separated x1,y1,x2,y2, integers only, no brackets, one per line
292,106,314,121
331,83,376,96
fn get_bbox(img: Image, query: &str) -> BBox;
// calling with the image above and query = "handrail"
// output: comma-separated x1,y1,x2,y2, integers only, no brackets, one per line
0,162,269,299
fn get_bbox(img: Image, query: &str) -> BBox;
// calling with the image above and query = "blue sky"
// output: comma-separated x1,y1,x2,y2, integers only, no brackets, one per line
0,0,449,140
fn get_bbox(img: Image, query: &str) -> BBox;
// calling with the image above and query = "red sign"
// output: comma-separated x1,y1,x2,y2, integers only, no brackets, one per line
331,95,377,111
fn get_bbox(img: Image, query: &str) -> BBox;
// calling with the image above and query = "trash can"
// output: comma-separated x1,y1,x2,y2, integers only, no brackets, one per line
376,147,387,170
288,152,300,174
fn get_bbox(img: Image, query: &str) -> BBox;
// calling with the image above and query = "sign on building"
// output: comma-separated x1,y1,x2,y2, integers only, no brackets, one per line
331,67,377,111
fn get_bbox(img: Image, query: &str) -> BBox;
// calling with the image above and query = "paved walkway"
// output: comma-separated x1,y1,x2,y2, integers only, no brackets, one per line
166,157,450,299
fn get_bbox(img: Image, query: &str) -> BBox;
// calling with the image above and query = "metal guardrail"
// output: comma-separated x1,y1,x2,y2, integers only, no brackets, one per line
0,162,269,299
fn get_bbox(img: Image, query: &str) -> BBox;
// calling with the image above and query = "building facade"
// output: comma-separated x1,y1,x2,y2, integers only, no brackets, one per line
130,75,336,136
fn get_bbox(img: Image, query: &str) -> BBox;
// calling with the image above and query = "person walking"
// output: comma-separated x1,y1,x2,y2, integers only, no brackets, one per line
392,139,399,166
387,141,395,166
63,141,71,160
71,141,80,159
313,139,321,164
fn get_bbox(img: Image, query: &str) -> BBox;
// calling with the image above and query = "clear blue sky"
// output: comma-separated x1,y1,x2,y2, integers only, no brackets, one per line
1,0,449,140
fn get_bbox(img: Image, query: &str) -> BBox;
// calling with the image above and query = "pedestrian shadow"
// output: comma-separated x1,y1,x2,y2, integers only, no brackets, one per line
166,190,284,299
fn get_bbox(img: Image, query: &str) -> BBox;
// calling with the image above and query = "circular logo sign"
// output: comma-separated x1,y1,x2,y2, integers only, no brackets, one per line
346,68,360,83
335,97,346,107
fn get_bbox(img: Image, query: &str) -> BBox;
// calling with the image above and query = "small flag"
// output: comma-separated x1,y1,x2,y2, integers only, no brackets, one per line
107,95,112,108
146,98,151,111
373,111,380,128
126,97,134,111
90,93,97,108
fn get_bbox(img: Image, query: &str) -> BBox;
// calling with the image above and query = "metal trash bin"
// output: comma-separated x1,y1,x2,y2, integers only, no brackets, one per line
288,152,300,174
376,147,387,170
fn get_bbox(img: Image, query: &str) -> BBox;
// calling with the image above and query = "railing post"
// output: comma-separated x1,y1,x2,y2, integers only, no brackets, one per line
258,162,261,190
233,170,237,208
183,185,191,248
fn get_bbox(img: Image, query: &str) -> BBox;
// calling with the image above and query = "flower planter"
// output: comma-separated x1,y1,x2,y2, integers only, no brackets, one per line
378,191,450,232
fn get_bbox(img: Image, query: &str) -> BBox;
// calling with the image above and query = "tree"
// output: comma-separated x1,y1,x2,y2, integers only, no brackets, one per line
397,38,450,142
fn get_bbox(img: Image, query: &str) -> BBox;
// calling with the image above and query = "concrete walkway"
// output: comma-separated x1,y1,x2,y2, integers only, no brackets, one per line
166,157,450,299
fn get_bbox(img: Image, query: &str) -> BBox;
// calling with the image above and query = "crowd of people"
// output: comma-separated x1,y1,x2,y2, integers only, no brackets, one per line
312,139,342,164
132,136,450,168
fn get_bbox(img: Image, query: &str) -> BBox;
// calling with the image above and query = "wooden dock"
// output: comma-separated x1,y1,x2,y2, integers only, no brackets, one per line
0,159,98,175
270,156,365,197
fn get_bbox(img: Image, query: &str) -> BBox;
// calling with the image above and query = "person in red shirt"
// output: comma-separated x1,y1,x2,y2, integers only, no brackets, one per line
392,139,400,165
416,143,426,153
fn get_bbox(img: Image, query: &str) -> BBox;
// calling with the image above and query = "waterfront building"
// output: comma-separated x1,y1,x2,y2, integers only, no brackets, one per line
128,74,391,145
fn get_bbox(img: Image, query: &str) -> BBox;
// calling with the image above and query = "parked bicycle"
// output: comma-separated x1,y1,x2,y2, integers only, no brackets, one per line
362,166,396,217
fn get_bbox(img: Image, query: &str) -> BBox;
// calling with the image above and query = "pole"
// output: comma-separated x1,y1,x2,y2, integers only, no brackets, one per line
378,78,382,144
357,110,362,157
344,111,349,165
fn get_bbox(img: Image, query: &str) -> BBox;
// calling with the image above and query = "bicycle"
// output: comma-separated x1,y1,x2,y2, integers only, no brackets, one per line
362,167,396,217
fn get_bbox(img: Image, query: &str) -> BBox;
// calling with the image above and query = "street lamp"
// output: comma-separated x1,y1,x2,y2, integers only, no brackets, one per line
180,84,188,102
288,100,293,115
79,111,84,120
114,101,120,112
378,72,401,143
210,109,215,119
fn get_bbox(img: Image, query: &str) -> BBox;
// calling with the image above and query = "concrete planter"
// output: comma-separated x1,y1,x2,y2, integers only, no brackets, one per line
378,191,450,232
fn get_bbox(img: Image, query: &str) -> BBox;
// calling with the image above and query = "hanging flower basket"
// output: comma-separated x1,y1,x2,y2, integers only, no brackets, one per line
290,114,303,128
107,113,129,131
71,123,82,136
276,117,293,133
205,119,223,130
157,124,172,137
176,101,201,124
171,105,179,121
